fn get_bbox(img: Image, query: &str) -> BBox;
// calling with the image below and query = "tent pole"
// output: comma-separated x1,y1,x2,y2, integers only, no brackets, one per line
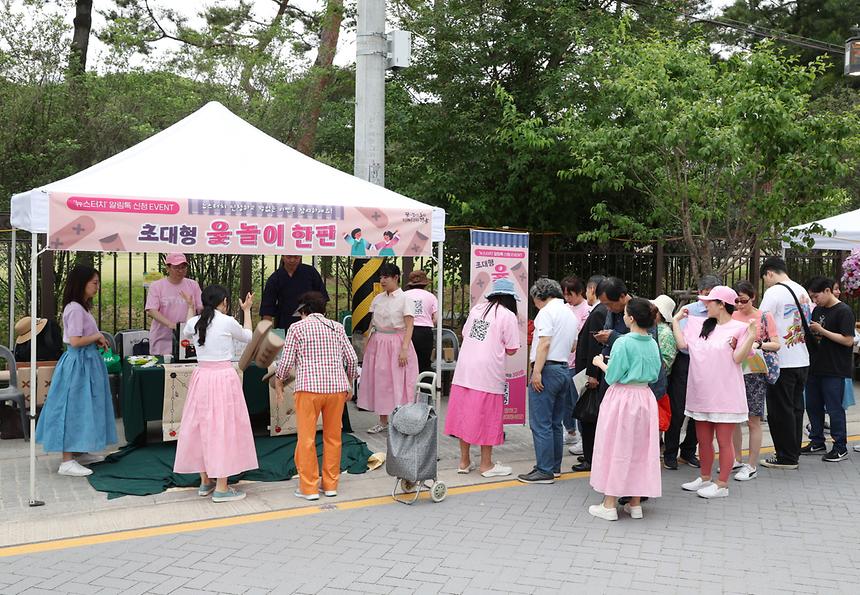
9,228,15,348
435,241,444,447
29,233,44,507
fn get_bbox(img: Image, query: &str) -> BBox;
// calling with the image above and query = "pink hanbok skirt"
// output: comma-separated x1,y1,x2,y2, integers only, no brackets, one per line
357,331,419,416
444,384,504,446
173,361,258,478
590,383,662,498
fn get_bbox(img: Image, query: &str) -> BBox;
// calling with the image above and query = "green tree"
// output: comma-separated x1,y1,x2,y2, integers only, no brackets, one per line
500,33,860,277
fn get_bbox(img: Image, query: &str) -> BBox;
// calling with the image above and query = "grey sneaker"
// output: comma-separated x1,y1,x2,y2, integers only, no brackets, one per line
212,487,246,502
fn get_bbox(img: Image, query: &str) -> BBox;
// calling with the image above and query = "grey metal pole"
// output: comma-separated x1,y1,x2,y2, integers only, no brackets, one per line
9,228,15,348
29,233,44,506
354,0,386,185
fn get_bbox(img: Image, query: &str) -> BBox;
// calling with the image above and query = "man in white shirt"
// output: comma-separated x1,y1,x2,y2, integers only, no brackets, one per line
758,256,812,470
518,278,579,484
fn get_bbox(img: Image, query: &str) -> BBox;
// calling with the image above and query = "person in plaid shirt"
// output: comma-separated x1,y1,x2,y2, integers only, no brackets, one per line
275,291,359,501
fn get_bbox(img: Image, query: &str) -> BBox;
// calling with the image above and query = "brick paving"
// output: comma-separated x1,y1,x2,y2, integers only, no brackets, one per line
3,445,860,594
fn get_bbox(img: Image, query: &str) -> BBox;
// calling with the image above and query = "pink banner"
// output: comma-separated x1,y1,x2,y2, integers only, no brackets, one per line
470,230,529,425
48,193,434,256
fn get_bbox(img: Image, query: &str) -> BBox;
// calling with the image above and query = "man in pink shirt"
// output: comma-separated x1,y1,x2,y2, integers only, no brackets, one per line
145,253,203,356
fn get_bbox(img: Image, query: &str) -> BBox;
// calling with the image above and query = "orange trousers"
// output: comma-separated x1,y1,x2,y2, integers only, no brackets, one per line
295,390,346,495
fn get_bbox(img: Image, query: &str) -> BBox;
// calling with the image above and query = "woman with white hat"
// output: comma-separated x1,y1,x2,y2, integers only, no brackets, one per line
144,253,203,356
650,295,678,373
672,286,757,499
444,278,521,478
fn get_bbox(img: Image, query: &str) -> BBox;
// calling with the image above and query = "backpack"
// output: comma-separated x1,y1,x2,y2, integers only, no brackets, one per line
14,319,64,362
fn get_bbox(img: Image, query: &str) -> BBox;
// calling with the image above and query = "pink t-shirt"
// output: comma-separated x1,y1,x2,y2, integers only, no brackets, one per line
566,301,589,367
682,317,749,414
404,288,438,328
145,277,203,355
452,303,520,394
62,301,99,344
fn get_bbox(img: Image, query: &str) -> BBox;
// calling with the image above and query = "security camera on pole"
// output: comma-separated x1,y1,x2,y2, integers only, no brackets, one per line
351,0,411,356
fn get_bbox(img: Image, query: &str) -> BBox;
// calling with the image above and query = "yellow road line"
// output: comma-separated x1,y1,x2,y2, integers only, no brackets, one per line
3,434,857,557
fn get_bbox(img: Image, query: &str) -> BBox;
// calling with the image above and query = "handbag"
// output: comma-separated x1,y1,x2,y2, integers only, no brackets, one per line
776,282,817,356
657,394,671,432
573,387,602,423
759,310,780,385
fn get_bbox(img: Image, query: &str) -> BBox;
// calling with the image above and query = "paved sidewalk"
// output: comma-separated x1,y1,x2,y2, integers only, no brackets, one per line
3,387,860,548
3,445,860,594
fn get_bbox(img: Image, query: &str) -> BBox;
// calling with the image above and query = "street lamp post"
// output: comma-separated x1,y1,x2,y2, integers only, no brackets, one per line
846,26,860,77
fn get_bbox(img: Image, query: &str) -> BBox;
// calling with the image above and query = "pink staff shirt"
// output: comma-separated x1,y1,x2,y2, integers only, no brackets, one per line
452,303,521,395
682,316,750,415
145,277,203,355
404,288,438,328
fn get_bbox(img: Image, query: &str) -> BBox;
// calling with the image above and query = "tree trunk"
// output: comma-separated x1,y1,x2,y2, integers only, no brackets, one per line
295,0,344,156
70,0,93,76
239,1,291,99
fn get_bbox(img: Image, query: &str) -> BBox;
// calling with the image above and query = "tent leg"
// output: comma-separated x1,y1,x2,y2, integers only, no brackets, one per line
435,241,444,451
29,233,44,507
9,228,15,349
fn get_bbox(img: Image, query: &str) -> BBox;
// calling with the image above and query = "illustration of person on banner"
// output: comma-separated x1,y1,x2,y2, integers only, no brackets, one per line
145,253,203,356
173,286,258,503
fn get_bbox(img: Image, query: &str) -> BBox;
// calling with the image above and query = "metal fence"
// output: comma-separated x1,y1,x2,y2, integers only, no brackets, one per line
0,229,855,348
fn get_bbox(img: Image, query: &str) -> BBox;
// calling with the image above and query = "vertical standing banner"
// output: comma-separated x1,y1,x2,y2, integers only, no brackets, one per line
469,230,529,425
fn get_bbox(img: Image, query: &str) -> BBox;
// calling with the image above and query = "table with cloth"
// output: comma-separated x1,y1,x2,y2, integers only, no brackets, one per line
120,359,352,445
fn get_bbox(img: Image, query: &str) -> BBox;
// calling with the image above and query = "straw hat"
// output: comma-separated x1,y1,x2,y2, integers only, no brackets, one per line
14,317,48,344
650,295,676,324
406,270,431,288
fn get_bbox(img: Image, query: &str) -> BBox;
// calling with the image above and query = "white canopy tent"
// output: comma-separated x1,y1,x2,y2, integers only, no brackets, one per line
783,208,860,250
10,101,446,506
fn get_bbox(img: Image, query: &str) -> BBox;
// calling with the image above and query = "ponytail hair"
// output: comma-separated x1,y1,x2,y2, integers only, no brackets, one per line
699,301,735,339
195,285,228,346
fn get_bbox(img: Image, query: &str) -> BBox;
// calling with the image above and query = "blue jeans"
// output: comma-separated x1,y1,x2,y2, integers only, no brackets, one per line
806,374,847,451
528,363,568,474
562,367,581,434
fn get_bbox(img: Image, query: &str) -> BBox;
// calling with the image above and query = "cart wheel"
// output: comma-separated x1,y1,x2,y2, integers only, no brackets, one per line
400,479,417,493
430,481,447,503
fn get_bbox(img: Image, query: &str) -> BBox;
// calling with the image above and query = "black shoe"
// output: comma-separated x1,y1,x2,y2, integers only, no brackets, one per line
577,455,586,463
822,449,848,463
759,456,799,470
517,468,555,484
663,457,678,470
800,442,826,455
571,462,591,472
679,454,700,468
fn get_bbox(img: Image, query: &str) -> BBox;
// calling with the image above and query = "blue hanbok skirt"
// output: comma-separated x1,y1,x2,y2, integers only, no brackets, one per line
35,344,117,453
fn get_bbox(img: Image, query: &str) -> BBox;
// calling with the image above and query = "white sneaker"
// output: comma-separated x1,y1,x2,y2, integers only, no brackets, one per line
623,504,643,519
58,460,93,477
734,464,757,481
697,483,729,499
320,489,337,497
854,444,860,453
367,424,388,434
588,504,618,521
563,433,576,444
682,477,713,492
75,453,105,466
294,490,320,501
717,460,743,473
481,463,512,478
568,437,584,455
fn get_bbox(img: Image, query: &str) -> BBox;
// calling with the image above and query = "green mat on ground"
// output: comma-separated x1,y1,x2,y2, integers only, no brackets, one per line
86,433,374,499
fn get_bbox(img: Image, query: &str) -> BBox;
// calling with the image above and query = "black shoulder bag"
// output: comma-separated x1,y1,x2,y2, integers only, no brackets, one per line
776,282,817,356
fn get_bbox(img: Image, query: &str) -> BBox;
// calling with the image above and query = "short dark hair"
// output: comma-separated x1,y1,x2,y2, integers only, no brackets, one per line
806,276,835,294
560,276,585,296
697,275,722,292
597,277,627,301
63,265,99,311
296,291,328,315
350,228,361,238
734,280,756,299
626,297,656,328
379,262,401,278
761,256,787,276
587,275,606,289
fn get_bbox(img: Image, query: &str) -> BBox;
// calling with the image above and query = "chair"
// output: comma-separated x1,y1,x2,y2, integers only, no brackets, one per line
430,329,460,395
0,345,29,440
101,331,121,418
341,314,353,338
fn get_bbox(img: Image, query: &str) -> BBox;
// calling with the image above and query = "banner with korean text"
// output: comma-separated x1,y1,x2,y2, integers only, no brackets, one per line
47,193,434,256
469,230,529,425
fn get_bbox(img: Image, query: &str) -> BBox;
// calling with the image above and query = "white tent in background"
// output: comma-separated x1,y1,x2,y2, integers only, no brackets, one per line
9,101,446,507
783,208,860,250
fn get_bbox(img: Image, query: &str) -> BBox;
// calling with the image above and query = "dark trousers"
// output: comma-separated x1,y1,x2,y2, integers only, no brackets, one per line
805,373,847,451
581,421,597,464
411,326,434,374
663,353,698,461
766,366,809,465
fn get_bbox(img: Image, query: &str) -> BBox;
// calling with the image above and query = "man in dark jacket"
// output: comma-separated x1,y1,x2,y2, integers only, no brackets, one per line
572,297,608,472
260,255,329,330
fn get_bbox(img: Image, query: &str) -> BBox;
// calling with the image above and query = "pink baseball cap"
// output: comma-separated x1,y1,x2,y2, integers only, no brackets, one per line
165,253,187,266
698,285,738,305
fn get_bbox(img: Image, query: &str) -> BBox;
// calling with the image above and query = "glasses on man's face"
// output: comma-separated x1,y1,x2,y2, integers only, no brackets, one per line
735,297,751,305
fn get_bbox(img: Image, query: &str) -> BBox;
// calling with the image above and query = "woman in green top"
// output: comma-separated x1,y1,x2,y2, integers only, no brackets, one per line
588,298,663,521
